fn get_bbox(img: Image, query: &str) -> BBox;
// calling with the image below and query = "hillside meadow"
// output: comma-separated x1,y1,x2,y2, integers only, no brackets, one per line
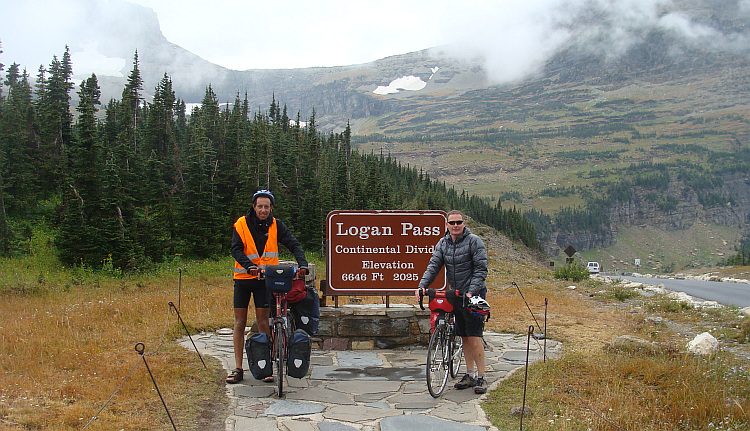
1,225,749,430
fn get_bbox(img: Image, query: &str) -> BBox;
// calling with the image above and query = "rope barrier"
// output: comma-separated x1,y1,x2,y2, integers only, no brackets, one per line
81,353,143,430
146,302,173,357
512,281,627,431
169,301,207,369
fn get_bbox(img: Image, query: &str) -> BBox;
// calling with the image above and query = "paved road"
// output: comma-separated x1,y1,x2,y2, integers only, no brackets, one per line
180,329,561,431
612,275,750,307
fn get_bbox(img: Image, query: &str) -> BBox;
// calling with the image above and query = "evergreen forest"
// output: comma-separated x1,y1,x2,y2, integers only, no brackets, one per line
0,47,540,271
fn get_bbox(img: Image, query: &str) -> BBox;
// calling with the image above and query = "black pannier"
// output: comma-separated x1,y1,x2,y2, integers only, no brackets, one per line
290,285,320,335
245,332,272,380
286,329,311,378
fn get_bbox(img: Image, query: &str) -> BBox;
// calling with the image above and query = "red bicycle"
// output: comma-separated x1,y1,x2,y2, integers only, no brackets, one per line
263,264,303,397
418,288,464,397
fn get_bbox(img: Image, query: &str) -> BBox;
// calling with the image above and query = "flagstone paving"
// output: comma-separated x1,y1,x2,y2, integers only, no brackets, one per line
180,330,560,430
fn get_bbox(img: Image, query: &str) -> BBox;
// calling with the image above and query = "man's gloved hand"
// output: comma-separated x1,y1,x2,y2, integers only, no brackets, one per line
298,267,308,277
247,266,259,277
414,287,424,303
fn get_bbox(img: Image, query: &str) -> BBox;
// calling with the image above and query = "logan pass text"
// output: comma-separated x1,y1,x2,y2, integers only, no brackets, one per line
335,222,441,239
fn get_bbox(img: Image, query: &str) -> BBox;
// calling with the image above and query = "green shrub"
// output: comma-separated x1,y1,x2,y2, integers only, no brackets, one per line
611,284,639,301
553,262,590,282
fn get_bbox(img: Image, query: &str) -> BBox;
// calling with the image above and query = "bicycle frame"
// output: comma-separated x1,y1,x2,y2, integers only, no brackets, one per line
270,290,290,397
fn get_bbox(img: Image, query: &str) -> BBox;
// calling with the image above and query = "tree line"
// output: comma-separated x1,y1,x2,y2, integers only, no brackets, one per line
0,47,540,270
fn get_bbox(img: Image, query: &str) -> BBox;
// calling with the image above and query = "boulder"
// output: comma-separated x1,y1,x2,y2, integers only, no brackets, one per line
686,332,719,355
741,307,750,319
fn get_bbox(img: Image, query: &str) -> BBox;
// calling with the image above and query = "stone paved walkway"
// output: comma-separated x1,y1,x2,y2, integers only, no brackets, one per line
180,330,560,431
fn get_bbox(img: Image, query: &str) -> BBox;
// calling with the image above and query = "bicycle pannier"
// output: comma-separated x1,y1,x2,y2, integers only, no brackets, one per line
286,279,307,302
428,290,456,332
286,329,311,378
428,290,455,313
291,285,320,335
430,310,447,333
265,265,295,292
245,332,272,380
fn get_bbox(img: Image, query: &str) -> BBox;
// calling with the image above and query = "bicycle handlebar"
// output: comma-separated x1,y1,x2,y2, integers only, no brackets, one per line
417,288,465,310
249,265,306,280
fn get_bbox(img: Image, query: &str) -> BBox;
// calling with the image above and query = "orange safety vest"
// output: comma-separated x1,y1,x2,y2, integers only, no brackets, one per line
233,216,279,280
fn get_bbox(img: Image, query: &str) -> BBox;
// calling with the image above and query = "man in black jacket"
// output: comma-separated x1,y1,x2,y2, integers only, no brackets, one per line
416,210,489,394
227,189,308,384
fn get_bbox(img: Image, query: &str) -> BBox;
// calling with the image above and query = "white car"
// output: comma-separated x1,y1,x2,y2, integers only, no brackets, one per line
587,262,600,274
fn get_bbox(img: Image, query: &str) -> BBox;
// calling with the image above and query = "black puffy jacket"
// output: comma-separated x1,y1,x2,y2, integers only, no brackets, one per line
418,226,488,296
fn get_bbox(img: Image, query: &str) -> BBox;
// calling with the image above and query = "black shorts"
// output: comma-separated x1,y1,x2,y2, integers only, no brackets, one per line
233,278,270,309
454,293,485,338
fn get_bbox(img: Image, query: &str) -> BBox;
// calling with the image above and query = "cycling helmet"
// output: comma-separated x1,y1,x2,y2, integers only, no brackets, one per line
252,189,275,205
467,296,491,318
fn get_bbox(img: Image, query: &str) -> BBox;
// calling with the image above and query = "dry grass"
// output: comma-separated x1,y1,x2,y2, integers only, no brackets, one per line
481,255,750,431
485,350,750,431
0,256,234,431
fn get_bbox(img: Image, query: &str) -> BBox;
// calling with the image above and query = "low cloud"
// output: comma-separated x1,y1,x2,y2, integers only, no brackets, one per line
436,0,750,85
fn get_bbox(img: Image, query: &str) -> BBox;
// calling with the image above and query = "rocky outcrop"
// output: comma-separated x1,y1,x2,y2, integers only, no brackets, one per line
544,171,750,256
549,230,615,255
608,174,748,232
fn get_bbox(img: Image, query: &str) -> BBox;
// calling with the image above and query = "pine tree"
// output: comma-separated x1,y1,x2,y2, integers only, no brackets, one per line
35,47,74,198
94,52,147,269
1,64,36,216
145,73,176,159
176,86,223,257
0,63,38,255
57,74,104,266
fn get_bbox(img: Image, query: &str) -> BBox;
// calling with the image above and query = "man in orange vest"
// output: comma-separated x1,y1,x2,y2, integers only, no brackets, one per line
227,189,308,384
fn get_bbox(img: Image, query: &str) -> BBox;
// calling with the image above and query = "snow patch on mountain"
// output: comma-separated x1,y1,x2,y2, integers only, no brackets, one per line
373,67,440,95
373,75,427,95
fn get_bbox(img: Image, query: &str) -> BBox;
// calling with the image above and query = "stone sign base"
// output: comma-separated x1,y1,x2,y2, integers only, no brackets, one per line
314,303,431,350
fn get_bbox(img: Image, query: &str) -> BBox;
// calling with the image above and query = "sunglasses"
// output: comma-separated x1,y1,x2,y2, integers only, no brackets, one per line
447,220,464,225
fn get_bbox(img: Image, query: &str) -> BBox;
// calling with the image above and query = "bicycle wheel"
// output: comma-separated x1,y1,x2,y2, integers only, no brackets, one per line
426,324,450,398
449,329,463,379
273,321,285,397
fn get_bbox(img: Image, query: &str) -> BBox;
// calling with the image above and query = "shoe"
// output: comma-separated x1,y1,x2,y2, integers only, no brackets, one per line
454,373,477,389
226,368,243,384
474,377,487,394
263,375,275,383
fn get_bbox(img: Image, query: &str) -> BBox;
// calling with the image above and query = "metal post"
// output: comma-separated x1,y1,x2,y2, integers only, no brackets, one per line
544,298,548,362
520,325,534,431
135,343,177,431
177,268,182,311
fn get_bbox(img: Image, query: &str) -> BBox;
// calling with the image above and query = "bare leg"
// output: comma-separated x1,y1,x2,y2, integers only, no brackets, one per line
462,336,485,375
255,307,270,335
233,307,249,370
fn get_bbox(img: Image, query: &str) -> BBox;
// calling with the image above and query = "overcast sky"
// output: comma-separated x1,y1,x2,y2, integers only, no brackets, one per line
2,0,744,83
129,0,453,70
0,0,477,70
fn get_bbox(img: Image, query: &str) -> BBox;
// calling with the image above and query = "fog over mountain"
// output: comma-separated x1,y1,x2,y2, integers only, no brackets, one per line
2,0,750,130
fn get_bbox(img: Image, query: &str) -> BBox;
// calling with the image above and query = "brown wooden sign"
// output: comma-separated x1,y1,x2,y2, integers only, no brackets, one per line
326,210,447,294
